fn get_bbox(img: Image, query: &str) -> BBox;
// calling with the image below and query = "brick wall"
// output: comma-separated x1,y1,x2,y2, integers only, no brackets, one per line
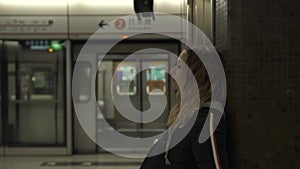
215,0,300,168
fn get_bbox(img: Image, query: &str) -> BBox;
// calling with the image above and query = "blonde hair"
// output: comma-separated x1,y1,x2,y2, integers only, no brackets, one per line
167,47,212,126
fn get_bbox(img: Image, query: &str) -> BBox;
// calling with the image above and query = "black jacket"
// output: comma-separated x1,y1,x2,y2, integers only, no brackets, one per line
140,107,230,169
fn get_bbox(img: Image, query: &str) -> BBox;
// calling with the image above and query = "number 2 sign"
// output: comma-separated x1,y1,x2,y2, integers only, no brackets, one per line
115,19,126,30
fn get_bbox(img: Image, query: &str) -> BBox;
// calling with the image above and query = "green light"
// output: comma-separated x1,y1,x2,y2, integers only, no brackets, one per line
50,41,62,51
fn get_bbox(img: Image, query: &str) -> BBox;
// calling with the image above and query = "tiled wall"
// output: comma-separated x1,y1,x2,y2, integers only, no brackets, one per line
215,0,228,50
215,0,300,168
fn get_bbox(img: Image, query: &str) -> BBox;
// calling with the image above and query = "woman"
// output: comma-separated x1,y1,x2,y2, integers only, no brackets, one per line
140,47,229,169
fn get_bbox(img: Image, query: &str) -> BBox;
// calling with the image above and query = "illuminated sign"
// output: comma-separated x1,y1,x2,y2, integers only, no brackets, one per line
50,40,63,51
20,40,63,51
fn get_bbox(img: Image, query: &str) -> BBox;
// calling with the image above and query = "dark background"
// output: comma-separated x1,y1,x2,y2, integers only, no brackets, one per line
215,0,300,168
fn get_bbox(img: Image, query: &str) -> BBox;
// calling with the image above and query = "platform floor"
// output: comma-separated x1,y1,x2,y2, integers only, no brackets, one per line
0,154,143,169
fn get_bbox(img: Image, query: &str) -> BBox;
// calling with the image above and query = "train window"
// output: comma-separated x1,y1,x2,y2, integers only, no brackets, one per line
31,66,55,99
115,65,137,95
73,62,91,102
146,66,166,95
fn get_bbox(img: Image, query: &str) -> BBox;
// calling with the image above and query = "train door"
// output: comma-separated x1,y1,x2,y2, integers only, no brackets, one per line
96,54,169,152
0,40,67,155
141,58,169,135
72,41,179,153
103,59,141,137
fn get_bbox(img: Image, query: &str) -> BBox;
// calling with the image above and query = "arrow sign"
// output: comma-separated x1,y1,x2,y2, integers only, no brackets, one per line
98,20,108,28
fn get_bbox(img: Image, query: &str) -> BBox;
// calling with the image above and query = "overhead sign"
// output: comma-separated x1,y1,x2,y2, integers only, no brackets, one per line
0,16,67,39
69,14,184,39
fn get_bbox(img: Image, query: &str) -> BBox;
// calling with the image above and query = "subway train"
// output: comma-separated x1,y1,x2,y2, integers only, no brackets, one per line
0,0,215,155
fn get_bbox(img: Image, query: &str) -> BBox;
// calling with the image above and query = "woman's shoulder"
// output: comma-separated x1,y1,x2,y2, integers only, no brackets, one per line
189,106,227,138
